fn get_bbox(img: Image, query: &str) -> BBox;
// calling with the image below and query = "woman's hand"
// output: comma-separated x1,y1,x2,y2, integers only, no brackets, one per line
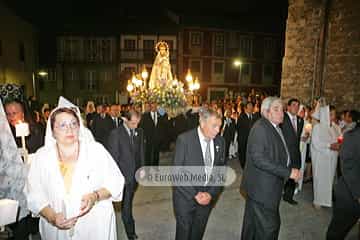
79,192,97,216
50,212,77,230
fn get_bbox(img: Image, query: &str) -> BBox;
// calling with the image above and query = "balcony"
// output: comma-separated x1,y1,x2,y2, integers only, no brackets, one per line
119,49,177,62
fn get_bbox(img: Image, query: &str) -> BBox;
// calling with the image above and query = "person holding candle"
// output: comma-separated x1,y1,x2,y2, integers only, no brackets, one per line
25,97,125,240
311,105,342,209
5,100,45,154
4,99,45,240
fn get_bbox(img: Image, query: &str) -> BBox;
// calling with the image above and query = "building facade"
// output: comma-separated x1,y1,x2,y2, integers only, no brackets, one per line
0,3,38,98
179,27,283,102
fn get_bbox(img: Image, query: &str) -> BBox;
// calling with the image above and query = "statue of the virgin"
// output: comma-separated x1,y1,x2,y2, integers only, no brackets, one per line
148,41,173,89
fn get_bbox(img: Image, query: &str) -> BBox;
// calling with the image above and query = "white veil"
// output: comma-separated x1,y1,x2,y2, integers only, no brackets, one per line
44,96,94,147
0,99,29,219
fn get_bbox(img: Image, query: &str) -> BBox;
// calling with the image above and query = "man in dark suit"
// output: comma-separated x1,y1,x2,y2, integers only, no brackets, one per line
140,103,168,166
140,103,162,166
107,109,144,240
326,111,360,240
237,101,259,169
173,107,227,240
280,98,304,205
240,97,301,239
221,109,236,159
109,103,123,128
91,104,115,145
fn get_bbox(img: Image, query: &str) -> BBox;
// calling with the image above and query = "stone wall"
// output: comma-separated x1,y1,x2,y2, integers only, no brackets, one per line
281,0,360,110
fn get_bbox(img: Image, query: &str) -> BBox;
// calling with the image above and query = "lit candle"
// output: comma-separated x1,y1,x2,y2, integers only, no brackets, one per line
304,123,312,134
15,122,29,137
15,121,29,163
337,135,344,144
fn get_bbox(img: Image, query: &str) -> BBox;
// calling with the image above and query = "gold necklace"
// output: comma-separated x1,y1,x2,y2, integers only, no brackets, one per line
56,142,79,177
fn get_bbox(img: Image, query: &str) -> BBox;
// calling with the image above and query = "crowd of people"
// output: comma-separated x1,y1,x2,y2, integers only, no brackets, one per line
1,85,359,240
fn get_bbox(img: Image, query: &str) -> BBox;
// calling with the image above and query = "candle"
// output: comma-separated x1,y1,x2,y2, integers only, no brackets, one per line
304,123,312,134
337,135,344,144
15,122,29,137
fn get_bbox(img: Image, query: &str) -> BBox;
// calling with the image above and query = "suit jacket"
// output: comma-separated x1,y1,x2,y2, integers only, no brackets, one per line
140,111,160,144
339,126,360,200
280,113,304,169
91,114,116,145
222,117,236,144
236,112,259,146
10,123,44,154
186,109,200,130
173,128,227,215
240,118,291,210
106,124,145,183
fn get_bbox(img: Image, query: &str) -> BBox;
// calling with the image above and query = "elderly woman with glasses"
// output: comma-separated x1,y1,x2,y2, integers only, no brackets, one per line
25,98,125,240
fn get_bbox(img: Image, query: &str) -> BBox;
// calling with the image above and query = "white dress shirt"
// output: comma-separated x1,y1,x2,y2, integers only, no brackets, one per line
197,127,215,168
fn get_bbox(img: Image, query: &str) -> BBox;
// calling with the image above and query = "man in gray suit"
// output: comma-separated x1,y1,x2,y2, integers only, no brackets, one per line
240,97,301,240
173,107,226,240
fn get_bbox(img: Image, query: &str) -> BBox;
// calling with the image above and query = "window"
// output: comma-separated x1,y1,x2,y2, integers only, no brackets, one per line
143,40,154,50
85,39,98,62
143,39,154,59
214,33,224,56
190,32,201,46
64,39,80,61
214,62,224,74
19,42,25,62
124,39,136,50
263,64,274,84
100,39,112,62
163,40,174,50
86,71,97,91
264,38,277,59
240,63,251,84
102,71,112,81
239,36,252,58
212,61,225,83
190,60,201,73
228,32,238,48
67,70,77,81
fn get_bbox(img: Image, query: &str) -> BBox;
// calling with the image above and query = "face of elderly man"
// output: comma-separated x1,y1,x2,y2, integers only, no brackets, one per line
5,102,25,127
200,114,222,140
267,100,284,126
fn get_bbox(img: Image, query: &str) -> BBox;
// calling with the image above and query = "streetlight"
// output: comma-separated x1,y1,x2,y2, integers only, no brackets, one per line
233,59,242,83
234,60,242,67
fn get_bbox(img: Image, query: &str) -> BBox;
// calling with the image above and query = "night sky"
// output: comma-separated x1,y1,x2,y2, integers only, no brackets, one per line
2,0,288,30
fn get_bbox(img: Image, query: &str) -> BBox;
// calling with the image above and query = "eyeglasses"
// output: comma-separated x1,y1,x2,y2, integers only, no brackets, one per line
55,120,79,131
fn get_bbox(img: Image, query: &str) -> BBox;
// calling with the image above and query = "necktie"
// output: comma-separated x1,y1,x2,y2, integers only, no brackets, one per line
114,117,118,127
204,139,212,169
130,129,135,146
292,117,297,133
276,126,290,167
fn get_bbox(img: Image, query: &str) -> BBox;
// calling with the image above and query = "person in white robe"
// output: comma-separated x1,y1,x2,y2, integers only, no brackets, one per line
311,105,341,208
25,97,125,240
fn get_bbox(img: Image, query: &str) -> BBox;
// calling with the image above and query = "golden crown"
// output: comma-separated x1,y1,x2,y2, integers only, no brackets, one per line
155,41,169,53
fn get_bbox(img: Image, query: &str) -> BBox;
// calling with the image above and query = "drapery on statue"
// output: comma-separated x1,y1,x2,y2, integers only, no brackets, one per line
149,41,173,89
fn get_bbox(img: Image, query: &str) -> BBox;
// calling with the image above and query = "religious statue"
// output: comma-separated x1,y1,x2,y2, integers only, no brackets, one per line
148,41,173,89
